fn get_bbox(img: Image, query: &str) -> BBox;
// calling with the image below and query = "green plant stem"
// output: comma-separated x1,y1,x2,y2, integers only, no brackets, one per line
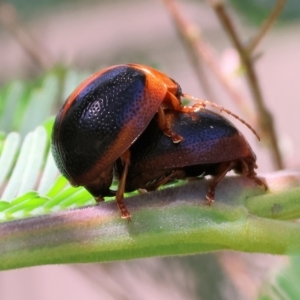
1,174,300,271
246,187,300,220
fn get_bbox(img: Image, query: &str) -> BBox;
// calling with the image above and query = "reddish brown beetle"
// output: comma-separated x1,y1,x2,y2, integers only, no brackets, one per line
115,108,266,204
51,64,204,219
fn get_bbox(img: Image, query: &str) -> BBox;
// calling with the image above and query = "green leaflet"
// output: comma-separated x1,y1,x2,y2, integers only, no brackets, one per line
0,70,98,222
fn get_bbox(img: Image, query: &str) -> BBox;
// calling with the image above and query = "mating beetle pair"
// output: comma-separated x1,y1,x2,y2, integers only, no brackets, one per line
51,64,266,220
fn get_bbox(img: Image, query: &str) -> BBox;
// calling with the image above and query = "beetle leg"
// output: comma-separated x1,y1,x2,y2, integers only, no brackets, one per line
165,91,206,112
95,196,105,203
138,188,148,194
167,91,206,122
157,106,183,143
116,150,132,221
94,189,116,203
158,92,206,143
241,159,268,190
206,161,235,205
146,169,185,191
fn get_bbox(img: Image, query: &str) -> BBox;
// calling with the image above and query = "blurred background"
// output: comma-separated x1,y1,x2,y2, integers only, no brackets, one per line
0,0,299,299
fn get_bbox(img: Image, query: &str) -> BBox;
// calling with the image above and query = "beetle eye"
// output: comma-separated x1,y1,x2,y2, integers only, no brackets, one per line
170,77,182,97
176,85,183,97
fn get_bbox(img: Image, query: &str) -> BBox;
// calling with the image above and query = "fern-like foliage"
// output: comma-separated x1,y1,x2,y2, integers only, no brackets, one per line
0,70,96,222
0,125,97,222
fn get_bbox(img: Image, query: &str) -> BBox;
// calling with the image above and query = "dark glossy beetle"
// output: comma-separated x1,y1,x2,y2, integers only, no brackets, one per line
115,108,266,203
51,64,204,219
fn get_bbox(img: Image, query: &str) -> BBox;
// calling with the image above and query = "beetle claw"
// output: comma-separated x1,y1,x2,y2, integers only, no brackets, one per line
95,196,105,203
163,130,184,143
171,134,184,143
121,211,132,222
117,196,132,221
138,188,148,194
186,111,199,121
206,193,215,206
249,175,268,191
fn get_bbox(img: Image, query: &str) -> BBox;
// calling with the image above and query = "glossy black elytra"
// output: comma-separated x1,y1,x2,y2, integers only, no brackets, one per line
51,64,204,220
115,109,267,203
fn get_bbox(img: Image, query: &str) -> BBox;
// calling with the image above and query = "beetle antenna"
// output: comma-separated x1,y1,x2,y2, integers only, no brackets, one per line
183,94,260,141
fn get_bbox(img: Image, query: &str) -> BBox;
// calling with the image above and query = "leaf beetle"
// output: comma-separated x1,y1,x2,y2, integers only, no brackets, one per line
115,108,267,204
51,64,205,219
